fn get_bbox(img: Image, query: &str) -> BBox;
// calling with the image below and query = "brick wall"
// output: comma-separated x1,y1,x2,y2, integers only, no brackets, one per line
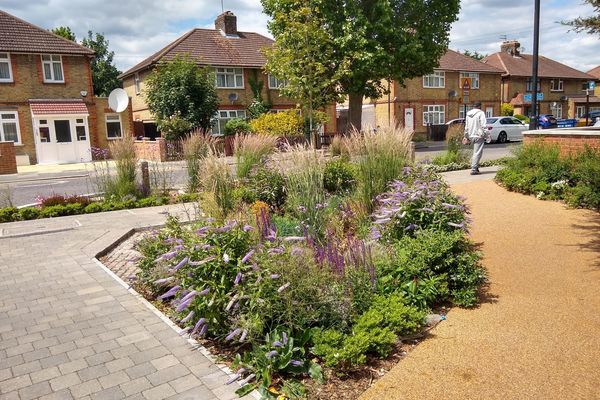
133,138,167,162
0,142,18,175
93,98,134,151
523,130,600,156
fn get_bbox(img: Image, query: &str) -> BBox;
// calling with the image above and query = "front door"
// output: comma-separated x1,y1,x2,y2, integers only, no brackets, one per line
404,107,414,130
35,117,91,164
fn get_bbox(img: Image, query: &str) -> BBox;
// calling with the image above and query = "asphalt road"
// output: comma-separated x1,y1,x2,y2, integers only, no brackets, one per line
1,141,520,207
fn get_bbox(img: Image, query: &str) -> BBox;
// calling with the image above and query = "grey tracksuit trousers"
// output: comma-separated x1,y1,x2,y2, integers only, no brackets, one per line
471,137,485,171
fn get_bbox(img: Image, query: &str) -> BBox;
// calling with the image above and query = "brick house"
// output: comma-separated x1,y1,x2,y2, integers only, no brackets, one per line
483,41,597,120
357,50,503,136
0,10,133,165
119,11,336,137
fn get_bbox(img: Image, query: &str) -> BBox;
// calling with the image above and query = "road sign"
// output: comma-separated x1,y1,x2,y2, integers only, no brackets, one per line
524,93,544,102
589,81,596,90
461,77,471,97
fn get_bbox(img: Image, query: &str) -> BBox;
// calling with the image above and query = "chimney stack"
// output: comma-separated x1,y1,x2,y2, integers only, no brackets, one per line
215,11,237,35
501,40,521,57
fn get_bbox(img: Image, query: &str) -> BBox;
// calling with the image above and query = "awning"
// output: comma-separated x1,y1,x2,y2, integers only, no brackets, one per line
29,99,89,116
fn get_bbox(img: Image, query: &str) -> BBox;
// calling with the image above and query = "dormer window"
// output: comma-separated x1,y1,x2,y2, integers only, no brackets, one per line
0,53,13,82
41,55,64,83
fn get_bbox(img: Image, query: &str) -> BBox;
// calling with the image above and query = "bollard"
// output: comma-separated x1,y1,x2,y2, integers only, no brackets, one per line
141,161,150,196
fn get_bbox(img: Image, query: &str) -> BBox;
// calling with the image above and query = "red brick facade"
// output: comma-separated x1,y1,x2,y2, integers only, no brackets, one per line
523,131,600,156
0,142,18,175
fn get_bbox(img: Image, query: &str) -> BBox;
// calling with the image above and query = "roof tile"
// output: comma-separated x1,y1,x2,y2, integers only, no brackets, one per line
29,99,89,116
0,10,94,55
483,52,594,80
438,50,503,73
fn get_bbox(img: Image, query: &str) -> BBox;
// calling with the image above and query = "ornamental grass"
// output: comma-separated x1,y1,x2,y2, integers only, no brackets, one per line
234,134,278,179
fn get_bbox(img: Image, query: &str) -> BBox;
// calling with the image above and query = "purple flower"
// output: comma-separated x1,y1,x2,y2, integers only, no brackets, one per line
239,330,248,342
159,251,178,261
447,222,465,229
192,318,206,334
239,373,255,385
226,373,241,385
405,224,418,231
442,202,460,209
290,360,303,367
270,274,280,279
297,205,307,213
225,328,241,341
181,290,198,303
282,332,288,345
198,287,210,296
159,285,181,300
189,256,215,266
179,326,191,336
198,324,208,336
174,245,184,251
284,236,305,242
268,247,284,255
196,227,209,235
370,228,382,240
175,297,194,312
181,311,195,323
243,224,254,232
241,250,254,264
173,257,189,271
277,283,290,293
202,244,212,250
154,277,174,286
265,351,278,359
272,340,284,348
234,272,242,286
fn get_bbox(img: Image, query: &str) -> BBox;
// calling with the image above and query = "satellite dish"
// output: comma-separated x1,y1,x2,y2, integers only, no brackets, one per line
228,93,239,104
108,88,129,113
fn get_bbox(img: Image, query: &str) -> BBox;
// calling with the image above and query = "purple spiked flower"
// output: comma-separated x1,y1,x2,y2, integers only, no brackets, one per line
290,360,303,367
270,274,280,279
159,285,181,300
154,277,174,286
234,272,242,286
447,222,465,229
241,250,254,264
198,324,208,336
277,283,290,293
175,297,194,312
243,224,254,232
198,287,210,296
173,257,189,271
272,340,284,348
192,318,206,334
181,311,195,323
226,373,241,385
282,332,288,345
265,351,278,359
239,329,248,342
181,290,198,303
225,328,241,341
239,373,255,386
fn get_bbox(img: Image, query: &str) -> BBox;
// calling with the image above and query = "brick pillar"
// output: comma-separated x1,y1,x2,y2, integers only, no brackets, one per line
157,138,167,162
0,142,18,175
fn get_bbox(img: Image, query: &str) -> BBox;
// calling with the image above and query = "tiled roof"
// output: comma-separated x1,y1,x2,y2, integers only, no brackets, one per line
29,99,89,116
588,66,600,79
120,28,273,78
437,50,503,73
483,52,594,80
0,10,94,55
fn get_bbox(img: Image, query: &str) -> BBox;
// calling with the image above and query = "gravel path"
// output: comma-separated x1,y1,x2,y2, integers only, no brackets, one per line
361,180,600,399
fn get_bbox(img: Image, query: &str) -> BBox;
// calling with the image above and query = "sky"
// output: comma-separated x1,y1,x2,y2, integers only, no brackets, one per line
2,0,598,73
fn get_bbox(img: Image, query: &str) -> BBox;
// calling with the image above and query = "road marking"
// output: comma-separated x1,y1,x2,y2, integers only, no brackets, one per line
18,180,69,188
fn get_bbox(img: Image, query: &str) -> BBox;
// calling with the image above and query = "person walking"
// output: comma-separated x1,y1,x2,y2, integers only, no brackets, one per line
463,102,490,175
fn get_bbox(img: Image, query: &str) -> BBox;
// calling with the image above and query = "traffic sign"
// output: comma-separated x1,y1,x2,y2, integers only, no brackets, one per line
461,77,471,97
524,93,544,102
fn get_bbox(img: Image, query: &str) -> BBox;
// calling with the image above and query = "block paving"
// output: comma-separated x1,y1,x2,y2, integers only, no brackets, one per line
0,205,249,400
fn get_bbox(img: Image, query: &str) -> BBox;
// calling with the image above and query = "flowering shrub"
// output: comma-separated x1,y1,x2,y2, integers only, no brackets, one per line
38,194,92,207
250,110,304,137
371,167,468,241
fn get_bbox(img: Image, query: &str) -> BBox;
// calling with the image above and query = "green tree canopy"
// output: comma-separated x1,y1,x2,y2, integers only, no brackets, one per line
144,55,219,138
462,50,486,61
51,26,76,41
262,0,460,130
81,31,122,97
563,0,600,35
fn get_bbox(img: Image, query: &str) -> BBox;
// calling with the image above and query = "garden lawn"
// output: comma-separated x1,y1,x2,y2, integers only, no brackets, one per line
361,179,600,399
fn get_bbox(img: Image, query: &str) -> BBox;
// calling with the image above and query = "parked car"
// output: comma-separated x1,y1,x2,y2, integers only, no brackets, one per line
485,117,528,143
537,114,558,129
582,111,600,126
446,118,465,126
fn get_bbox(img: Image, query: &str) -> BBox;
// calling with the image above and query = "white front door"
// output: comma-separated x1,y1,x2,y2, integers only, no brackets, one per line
35,117,91,164
404,107,414,130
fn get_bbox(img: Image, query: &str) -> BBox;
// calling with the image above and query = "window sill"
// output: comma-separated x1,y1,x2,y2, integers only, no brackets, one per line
107,136,123,140
216,87,245,90
0,80,14,84
43,81,66,84
423,87,445,89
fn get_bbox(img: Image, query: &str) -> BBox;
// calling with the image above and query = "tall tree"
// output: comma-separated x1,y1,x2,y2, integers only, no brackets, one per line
145,55,219,139
263,3,343,142
563,0,600,35
262,0,460,130
81,31,122,97
462,50,486,61
51,26,76,41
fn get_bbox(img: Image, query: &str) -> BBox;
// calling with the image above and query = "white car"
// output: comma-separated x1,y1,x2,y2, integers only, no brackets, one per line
485,116,528,143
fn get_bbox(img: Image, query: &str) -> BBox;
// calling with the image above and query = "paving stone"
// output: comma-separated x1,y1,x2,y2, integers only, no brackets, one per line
77,365,110,382
40,353,70,369
98,370,130,389
105,357,134,373
70,379,103,398
119,376,152,396
169,374,204,394
30,366,61,384
125,362,157,380
18,380,52,400
150,355,180,371
0,367,13,382
90,386,126,400
2,374,32,393
85,351,114,367
38,389,74,400
11,359,41,376
167,386,218,400
146,364,191,386
58,358,88,375
142,382,177,400
49,372,82,391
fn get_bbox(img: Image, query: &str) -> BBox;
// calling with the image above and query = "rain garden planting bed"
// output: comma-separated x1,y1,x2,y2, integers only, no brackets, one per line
106,127,487,399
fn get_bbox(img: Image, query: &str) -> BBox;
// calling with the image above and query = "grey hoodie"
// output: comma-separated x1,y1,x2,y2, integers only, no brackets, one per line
464,108,487,139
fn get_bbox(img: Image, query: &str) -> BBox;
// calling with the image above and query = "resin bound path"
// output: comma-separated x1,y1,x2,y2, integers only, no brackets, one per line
362,172,600,399
0,204,250,400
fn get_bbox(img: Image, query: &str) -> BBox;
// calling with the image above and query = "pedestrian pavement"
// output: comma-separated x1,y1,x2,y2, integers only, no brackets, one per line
0,204,252,400
361,179,600,399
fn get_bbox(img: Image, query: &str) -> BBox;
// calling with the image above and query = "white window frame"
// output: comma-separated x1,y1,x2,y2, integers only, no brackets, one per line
550,103,563,119
134,73,141,95
550,79,564,92
485,107,494,118
423,71,445,88
423,105,445,126
215,67,244,89
0,112,22,144
105,114,123,139
0,53,13,83
211,110,246,135
41,55,64,83
576,106,586,118
268,74,288,90
460,72,480,89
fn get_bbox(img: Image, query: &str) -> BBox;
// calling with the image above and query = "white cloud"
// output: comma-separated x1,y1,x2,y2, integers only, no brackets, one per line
2,0,597,73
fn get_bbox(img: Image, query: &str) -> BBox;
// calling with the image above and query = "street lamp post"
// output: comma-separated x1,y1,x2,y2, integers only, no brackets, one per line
529,0,541,130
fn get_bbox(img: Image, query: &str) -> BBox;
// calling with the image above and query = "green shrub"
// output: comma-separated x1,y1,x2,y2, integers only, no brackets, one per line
244,168,287,209
84,202,103,213
39,205,64,218
18,207,40,220
513,114,530,123
501,103,514,116
224,118,252,136
323,160,357,194
0,207,18,222
250,110,304,137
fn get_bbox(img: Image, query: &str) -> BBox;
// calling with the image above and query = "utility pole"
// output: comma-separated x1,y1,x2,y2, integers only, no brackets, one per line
221,0,224,13
529,0,540,130
585,87,590,126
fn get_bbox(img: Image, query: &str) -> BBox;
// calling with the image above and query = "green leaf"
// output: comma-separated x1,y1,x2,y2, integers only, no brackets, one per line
235,383,256,397
308,361,324,384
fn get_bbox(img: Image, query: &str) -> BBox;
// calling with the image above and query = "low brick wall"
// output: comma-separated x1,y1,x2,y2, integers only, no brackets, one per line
133,138,167,162
0,141,18,175
523,128,600,156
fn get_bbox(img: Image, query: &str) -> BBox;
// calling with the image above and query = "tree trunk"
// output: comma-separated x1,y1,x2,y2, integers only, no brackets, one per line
347,92,364,133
